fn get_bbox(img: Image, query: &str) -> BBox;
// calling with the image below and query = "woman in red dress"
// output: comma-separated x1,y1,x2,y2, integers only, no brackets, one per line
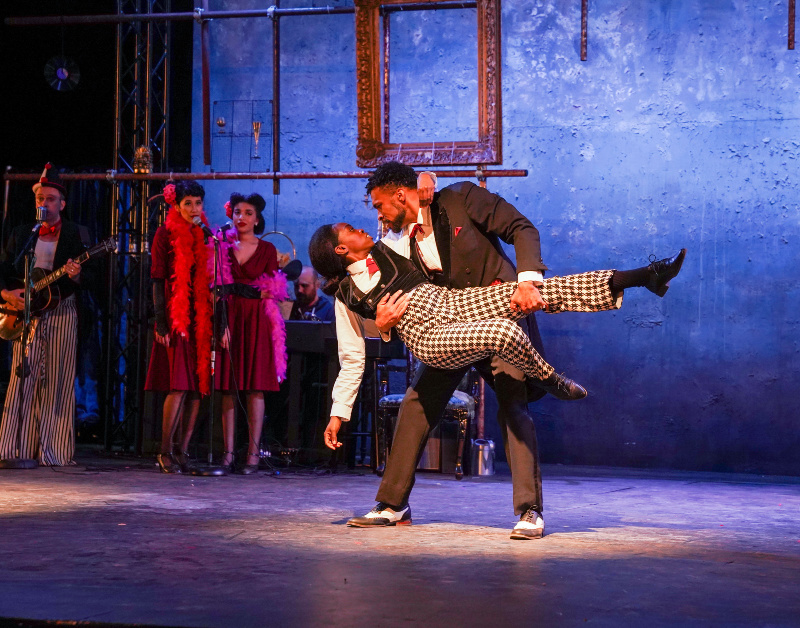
145,181,214,474
214,192,287,474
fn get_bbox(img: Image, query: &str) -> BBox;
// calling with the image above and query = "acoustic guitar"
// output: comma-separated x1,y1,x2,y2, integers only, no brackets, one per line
0,236,116,341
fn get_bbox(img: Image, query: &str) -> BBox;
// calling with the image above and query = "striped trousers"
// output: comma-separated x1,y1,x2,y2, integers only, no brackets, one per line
0,297,78,465
395,270,619,381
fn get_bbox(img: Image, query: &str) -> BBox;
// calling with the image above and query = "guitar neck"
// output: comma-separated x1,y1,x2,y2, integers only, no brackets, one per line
32,250,90,292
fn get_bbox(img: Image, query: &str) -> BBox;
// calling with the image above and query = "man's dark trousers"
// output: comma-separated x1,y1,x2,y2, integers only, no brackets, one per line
374,181,548,516
375,355,543,515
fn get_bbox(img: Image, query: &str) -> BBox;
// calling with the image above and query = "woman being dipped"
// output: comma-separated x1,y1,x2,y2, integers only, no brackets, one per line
145,181,214,473
214,193,287,474
309,222,686,450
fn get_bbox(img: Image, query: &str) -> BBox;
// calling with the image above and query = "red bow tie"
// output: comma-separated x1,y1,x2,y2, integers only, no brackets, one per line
409,223,424,239
39,221,61,236
366,258,379,277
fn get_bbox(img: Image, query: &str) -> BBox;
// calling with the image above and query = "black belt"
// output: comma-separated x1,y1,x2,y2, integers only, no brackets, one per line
215,283,261,299
429,271,447,287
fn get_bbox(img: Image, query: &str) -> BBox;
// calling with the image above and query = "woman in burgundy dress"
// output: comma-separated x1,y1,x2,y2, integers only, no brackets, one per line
215,192,287,474
145,181,214,474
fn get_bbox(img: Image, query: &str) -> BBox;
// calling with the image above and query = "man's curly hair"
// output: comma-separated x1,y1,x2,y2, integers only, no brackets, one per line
365,161,417,195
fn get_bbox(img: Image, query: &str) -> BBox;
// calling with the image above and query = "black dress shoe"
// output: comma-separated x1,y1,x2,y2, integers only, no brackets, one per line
537,373,587,400
646,248,686,297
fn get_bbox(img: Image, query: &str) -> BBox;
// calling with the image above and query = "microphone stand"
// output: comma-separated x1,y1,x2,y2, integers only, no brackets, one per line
191,227,226,476
0,223,43,469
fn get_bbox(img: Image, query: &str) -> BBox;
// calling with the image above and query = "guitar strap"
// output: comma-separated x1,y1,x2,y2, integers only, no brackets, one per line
78,225,91,248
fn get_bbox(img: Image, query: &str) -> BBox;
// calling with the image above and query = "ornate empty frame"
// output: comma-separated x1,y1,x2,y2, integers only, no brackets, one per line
355,0,501,167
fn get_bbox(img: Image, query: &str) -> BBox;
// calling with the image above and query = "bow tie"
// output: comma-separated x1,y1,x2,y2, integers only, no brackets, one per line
409,223,424,239
366,258,379,277
39,221,61,236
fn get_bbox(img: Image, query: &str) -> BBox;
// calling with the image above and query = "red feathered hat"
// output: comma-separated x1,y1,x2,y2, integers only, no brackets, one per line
32,163,67,195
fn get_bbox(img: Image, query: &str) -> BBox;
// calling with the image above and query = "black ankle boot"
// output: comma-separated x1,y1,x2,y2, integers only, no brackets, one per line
537,373,587,400
645,248,686,297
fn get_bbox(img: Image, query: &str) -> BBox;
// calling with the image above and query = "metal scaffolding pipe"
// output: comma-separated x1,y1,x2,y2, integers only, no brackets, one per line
4,169,527,182
272,1,281,195
4,2,477,27
200,0,211,164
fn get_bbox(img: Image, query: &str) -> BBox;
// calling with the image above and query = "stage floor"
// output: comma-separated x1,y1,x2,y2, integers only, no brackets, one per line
0,452,798,627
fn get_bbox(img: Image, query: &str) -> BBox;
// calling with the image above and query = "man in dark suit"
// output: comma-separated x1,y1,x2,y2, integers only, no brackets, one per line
333,161,552,539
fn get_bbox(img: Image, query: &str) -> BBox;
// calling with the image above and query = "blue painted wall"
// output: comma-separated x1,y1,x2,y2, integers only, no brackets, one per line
193,1,800,475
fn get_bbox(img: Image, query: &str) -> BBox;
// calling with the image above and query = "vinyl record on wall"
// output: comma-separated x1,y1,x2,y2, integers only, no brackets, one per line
44,56,80,92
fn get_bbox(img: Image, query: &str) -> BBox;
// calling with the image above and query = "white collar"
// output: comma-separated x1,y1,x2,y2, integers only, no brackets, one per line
347,257,369,275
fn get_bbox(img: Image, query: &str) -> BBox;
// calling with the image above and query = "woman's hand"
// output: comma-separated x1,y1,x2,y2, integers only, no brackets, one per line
220,327,231,350
417,172,436,207
154,330,171,347
324,416,344,450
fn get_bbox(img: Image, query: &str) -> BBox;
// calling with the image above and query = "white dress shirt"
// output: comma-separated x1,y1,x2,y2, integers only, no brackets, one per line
331,238,406,420
34,238,57,271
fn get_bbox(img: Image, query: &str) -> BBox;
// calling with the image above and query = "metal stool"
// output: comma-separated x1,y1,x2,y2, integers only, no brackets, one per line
378,389,475,480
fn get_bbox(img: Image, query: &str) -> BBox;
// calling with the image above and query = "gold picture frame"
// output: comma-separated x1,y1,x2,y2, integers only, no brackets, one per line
355,0,502,167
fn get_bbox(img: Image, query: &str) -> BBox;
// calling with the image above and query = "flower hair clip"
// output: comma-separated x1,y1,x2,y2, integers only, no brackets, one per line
162,183,176,206
224,201,233,219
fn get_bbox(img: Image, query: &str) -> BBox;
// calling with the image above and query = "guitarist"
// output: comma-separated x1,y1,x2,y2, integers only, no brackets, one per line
0,163,88,467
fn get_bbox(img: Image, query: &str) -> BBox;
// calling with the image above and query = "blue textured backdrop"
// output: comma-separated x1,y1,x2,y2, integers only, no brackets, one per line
192,0,800,475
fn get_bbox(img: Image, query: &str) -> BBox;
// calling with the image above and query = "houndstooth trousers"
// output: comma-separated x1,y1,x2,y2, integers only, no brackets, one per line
395,270,619,381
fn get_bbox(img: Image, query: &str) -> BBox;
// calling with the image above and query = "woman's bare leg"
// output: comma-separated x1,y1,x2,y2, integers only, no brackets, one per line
178,393,201,454
245,392,265,467
221,393,236,466
161,391,186,454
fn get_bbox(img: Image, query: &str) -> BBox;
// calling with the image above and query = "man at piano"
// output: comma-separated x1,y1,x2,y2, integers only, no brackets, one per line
0,163,89,466
290,266,334,322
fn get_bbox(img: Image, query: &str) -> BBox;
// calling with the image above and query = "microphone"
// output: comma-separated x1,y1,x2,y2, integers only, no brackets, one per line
192,216,216,241
36,206,47,222
219,222,233,236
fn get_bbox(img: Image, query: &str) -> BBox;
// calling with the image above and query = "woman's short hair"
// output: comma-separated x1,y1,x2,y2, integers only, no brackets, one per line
229,192,266,235
174,181,205,203
308,224,346,296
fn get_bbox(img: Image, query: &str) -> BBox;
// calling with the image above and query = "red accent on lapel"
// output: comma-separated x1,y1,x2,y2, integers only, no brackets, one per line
454,226,462,237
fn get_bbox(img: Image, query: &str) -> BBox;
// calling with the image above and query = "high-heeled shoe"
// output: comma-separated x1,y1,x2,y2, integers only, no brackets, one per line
156,453,182,474
220,451,235,473
240,452,260,475
173,450,194,473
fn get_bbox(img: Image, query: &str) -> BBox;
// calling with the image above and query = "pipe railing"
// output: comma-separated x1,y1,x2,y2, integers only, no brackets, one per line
4,2,478,26
3,169,527,183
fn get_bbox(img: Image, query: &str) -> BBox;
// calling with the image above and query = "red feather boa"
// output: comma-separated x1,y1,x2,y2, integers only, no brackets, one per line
165,205,213,395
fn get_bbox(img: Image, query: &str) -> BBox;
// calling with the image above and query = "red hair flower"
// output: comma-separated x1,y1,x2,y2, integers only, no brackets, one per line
224,201,233,219
163,183,176,206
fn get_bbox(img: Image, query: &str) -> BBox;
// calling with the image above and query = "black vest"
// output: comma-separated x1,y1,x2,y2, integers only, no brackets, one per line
335,241,427,320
